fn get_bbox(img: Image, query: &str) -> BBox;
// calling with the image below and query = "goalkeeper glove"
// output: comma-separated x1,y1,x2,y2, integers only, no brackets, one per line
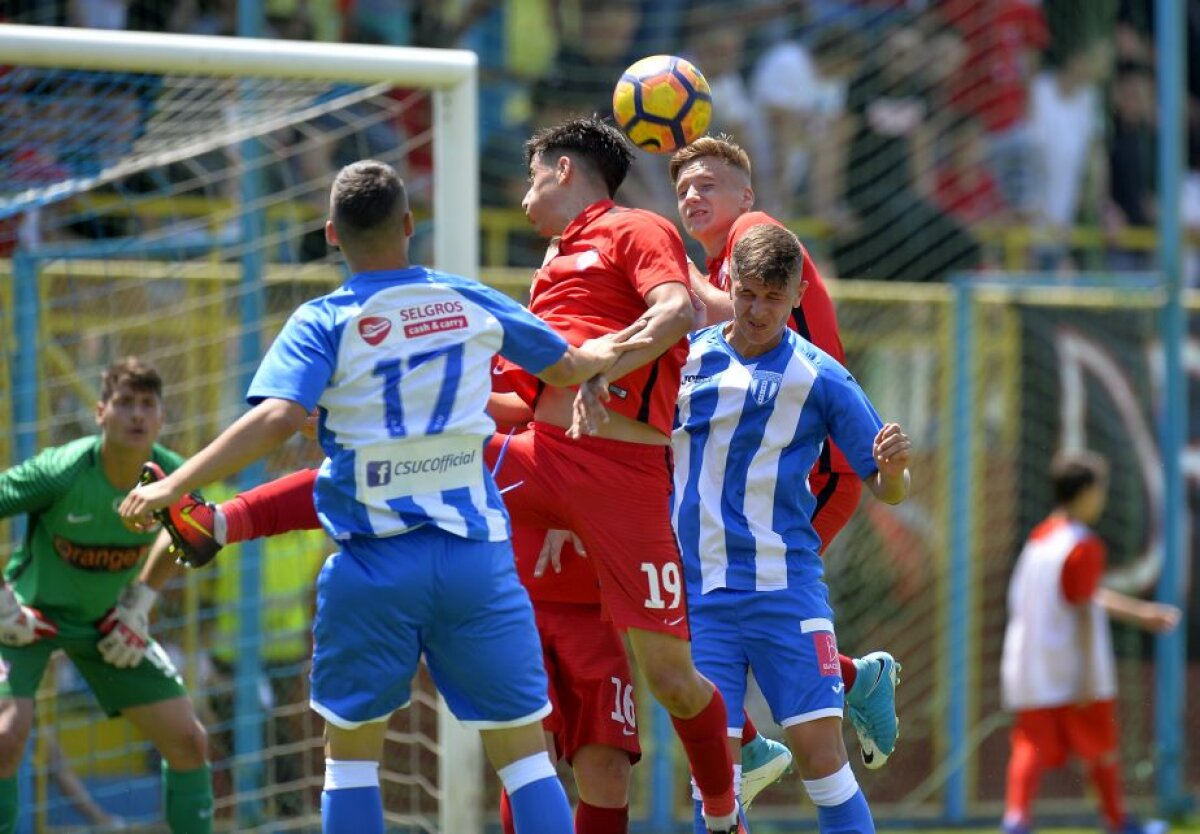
97,581,157,668
0,584,57,646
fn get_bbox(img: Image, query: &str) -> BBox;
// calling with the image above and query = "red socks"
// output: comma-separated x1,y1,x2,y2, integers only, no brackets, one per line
1004,732,1042,826
1088,759,1125,831
840,654,857,691
504,792,629,834
500,789,515,834
741,711,758,746
670,689,736,818
576,801,628,833
222,467,321,543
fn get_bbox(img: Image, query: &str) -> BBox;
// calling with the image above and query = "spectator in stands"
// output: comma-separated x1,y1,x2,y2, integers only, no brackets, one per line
544,0,642,116
1183,133,1200,287
933,111,1011,228
480,75,598,271
168,0,235,36
1027,34,1113,270
682,2,768,189
1107,60,1157,271
937,0,1050,218
750,23,865,219
541,1,676,217
2,0,68,25
67,0,177,31
804,0,920,35
833,23,981,281
338,0,412,44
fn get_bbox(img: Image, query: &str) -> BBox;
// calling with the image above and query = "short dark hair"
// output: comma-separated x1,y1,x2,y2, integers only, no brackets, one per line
100,356,162,402
330,160,409,245
1050,450,1109,506
730,224,804,289
524,116,633,198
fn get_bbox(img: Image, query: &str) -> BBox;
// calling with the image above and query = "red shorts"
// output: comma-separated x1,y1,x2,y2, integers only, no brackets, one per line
809,471,862,553
485,423,689,638
510,524,601,606
1011,700,1118,767
535,602,641,764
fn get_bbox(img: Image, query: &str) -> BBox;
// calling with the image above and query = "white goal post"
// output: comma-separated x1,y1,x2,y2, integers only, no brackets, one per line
0,22,483,834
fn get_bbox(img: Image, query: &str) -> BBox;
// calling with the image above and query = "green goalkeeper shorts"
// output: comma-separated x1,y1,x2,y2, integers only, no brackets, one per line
0,633,187,716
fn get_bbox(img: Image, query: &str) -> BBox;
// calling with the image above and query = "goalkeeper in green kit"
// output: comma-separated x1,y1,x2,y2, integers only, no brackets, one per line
0,357,213,833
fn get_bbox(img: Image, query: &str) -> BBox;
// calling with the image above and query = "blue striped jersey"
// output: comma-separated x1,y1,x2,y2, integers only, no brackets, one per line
249,267,568,542
672,325,883,593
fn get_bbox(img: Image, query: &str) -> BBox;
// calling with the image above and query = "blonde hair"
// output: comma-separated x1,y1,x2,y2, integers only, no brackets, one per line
669,134,752,184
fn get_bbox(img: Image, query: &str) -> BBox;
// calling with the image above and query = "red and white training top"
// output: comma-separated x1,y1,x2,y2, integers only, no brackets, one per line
1001,515,1116,710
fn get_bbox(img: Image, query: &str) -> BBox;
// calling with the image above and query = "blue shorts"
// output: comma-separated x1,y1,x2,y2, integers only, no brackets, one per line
688,582,844,731
310,525,551,729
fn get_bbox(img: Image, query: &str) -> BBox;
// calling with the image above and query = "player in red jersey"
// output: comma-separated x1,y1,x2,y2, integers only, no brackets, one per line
668,136,900,784
1000,451,1178,834
486,116,739,834
496,525,640,834
490,361,640,834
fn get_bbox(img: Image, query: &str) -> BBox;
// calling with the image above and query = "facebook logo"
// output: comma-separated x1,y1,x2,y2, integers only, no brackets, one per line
366,460,392,487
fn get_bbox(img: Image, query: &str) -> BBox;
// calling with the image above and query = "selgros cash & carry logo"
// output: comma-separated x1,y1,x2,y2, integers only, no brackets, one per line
399,300,468,338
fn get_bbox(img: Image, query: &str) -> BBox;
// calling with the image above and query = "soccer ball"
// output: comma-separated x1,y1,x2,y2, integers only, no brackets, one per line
612,55,712,154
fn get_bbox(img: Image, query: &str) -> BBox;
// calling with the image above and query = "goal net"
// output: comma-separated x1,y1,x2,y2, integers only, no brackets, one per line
0,23,482,833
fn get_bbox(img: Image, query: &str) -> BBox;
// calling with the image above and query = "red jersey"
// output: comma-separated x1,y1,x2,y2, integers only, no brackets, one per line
941,0,1049,132
933,165,1008,224
1023,515,1106,604
707,211,855,475
499,199,690,437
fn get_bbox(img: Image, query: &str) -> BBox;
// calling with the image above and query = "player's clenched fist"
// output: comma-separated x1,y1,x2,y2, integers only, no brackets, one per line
873,422,911,476
96,581,157,668
0,584,57,646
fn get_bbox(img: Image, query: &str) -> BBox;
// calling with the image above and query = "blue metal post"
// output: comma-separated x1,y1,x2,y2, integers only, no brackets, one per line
12,252,38,834
945,278,975,823
233,0,268,825
1154,0,1188,816
11,253,39,466
649,702,675,831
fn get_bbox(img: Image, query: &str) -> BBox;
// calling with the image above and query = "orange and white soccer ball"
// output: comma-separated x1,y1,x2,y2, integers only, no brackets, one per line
612,54,712,154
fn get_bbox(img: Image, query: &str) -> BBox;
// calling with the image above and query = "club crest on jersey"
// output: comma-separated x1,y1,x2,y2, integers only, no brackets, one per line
750,370,783,405
576,249,601,271
359,316,392,346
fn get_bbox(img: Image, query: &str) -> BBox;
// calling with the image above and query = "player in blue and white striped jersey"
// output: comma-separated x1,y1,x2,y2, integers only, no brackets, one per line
670,223,911,834
120,161,650,834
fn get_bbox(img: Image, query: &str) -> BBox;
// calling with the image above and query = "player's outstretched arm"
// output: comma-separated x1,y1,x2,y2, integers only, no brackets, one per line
866,422,911,505
1095,588,1182,633
588,282,695,384
120,397,308,523
535,319,653,388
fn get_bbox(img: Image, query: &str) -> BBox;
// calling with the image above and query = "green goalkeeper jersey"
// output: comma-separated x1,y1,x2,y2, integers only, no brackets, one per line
0,436,184,637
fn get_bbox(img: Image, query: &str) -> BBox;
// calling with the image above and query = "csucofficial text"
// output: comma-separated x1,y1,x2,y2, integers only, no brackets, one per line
366,449,478,487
